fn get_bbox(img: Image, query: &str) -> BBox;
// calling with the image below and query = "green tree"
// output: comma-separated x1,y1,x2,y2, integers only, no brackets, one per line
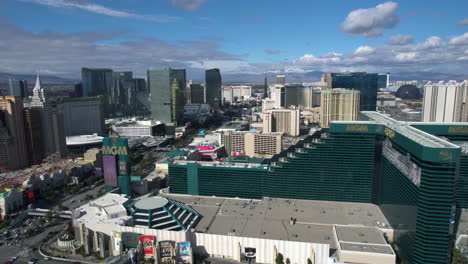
286,258,291,264
452,248,468,264
307,259,313,264
275,253,285,264
0,219,10,229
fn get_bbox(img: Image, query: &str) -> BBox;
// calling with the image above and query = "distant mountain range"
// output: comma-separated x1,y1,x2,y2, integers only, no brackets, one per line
221,71,468,84
0,72,78,88
0,71,467,89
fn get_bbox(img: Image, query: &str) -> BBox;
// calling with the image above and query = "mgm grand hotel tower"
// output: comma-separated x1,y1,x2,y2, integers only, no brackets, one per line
169,111,468,264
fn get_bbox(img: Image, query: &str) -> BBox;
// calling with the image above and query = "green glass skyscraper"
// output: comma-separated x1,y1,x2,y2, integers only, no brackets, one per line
147,67,186,125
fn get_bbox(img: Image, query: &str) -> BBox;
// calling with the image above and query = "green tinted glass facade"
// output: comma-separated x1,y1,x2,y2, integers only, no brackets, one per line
267,133,376,202
169,113,468,263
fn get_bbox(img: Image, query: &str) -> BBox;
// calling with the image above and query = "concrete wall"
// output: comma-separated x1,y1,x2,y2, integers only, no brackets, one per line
340,250,395,264
79,222,330,263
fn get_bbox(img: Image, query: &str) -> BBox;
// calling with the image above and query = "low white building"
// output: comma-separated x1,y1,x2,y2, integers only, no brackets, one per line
73,193,396,264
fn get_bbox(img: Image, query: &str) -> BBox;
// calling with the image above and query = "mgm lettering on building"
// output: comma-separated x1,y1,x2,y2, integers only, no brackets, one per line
102,137,131,194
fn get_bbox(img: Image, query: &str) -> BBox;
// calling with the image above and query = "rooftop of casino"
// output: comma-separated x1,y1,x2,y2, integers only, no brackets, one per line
332,111,460,149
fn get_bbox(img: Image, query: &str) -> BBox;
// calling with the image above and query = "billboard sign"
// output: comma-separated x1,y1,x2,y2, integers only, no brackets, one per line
103,155,118,187
122,232,140,248
177,242,191,259
139,236,155,256
159,241,173,258
382,139,421,187
112,231,121,252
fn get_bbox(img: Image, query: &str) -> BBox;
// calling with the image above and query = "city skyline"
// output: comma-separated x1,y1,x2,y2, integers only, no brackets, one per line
0,0,467,78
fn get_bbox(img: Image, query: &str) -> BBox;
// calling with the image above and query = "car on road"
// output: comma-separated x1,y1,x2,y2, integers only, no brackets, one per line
4,261,12,264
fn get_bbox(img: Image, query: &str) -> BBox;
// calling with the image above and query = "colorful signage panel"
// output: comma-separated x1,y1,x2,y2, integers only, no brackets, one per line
139,236,155,256
103,155,118,187
177,242,191,259
121,232,140,248
112,231,121,252
159,241,173,258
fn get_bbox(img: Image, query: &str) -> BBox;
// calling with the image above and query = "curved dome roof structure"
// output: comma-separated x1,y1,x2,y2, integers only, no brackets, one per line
396,84,422,99
127,196,200,231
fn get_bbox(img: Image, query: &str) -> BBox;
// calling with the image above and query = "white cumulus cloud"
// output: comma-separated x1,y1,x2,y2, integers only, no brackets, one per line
354,46,376,56
340,1,400,37
449,32,468,46
388,34,414,45
418,36,444,49
395,52,418,62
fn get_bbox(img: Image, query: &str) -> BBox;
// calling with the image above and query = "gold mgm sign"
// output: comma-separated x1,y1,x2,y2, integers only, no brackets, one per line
448,126,468,134
346,125,369,132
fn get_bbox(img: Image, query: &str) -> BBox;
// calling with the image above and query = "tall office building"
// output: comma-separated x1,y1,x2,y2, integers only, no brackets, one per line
114,71,133,113
320,89,360,127
8,79,28,97
0,119,15,169
276,75,286,85
57,97,104,136
269,84,285,109
205,69,221,107
377,73,389,89
284,85,317,108
147,68,186,124
186,80,192,104
222,86,252,103
190,83,205,104
23,107,44,165
134,78,147,92
263,108,300,136
0,96,28,169
81,68,115,117
325,72,378,111
423,80,468,122
30,75,66,156
72,83,83,98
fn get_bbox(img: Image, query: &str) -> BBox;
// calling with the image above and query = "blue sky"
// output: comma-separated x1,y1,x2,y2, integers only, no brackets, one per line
0,0,467,78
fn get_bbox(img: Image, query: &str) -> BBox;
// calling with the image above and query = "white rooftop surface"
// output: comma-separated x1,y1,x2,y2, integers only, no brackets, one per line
66,134,103,146
173,160,269,169
335,112,460,149
134,196,169,210
162,194,392,248
74,193,131,225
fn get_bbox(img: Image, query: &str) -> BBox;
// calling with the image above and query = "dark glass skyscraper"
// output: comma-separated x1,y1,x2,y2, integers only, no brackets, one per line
190,83,205,104
8,79,28,97
205,68,221,107
331,72,378,111
377,74,388,89
114,71,134,114
81,68,115,117
147,68,186,124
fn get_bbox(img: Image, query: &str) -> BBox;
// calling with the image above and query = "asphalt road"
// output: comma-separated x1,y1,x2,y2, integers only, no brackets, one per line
0,183,109,264
59,182,105,210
